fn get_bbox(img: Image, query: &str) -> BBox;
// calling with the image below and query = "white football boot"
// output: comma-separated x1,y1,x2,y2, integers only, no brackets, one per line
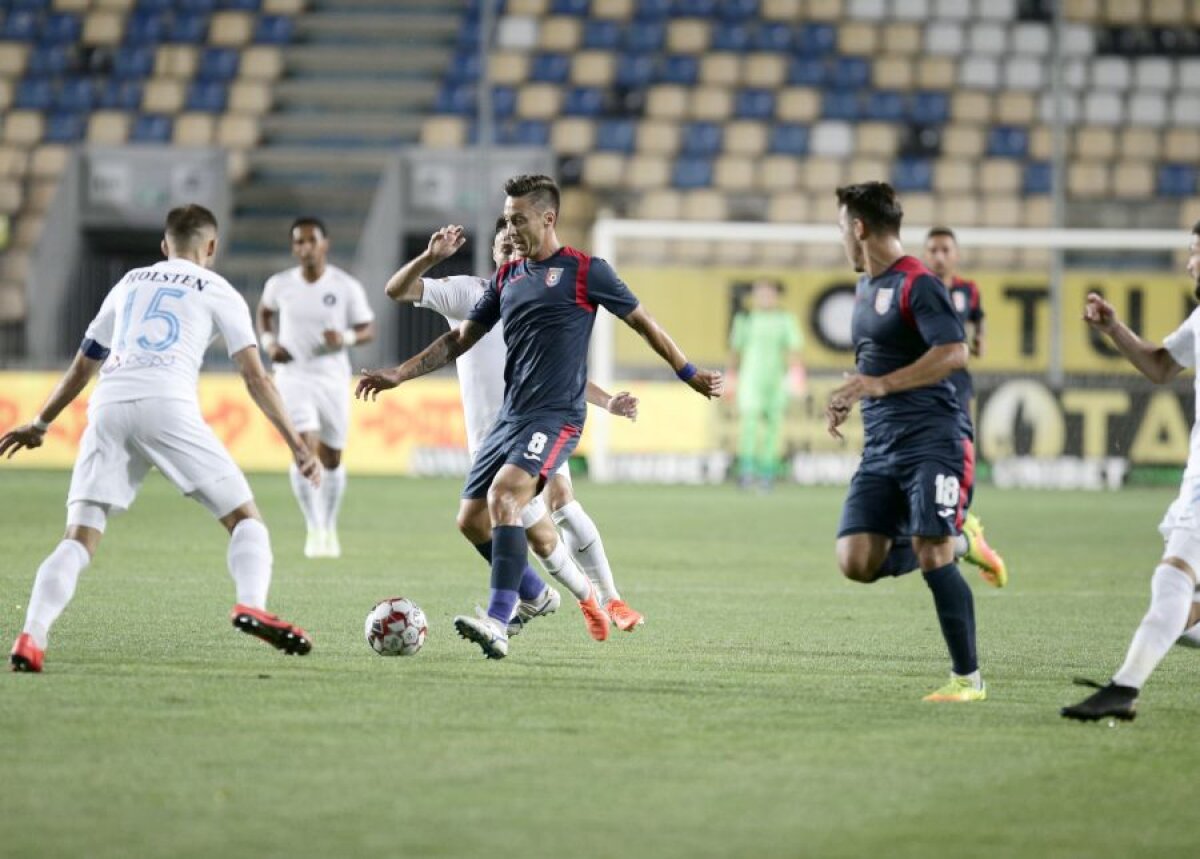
453,607,509,659
507,585,562,636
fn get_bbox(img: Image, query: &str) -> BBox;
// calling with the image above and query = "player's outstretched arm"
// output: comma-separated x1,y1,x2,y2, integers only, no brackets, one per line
0,350,102,459
621,305,722,399
1084,291,1183,384
356,320,484,400
384,225,466,303
231,346,320,484
586,381,638,421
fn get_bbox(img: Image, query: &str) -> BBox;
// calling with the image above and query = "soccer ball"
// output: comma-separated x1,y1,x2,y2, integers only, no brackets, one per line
365,597,428,656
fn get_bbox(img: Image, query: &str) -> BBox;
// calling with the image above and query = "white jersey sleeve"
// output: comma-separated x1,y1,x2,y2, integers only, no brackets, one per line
210,283,259,357
1164,309,1200,369
417,275,487,322
260,274,280,311
83,278,124,351
346,275,375,326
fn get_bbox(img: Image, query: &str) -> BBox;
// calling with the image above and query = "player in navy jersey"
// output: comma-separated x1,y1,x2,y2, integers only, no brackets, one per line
357,174,722,659
923,226,1008,587
825,182,988,702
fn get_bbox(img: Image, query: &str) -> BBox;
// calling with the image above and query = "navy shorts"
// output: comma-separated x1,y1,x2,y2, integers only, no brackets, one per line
837,438,975,540
462,414,581,500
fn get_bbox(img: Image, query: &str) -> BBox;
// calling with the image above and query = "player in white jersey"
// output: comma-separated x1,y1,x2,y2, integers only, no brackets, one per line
1063,221,1200,721
2,205,319,672
258,217,376,559
384,220,646,636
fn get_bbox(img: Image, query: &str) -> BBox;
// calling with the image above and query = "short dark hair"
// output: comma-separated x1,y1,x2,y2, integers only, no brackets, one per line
504,174,560,214
1192,220,1200,236
290,216,327,239
165,204,218,248
495,215,508,235
926,226,957,243
835,182,903,235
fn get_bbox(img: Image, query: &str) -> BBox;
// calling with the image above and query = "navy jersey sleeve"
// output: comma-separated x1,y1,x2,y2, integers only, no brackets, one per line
967,283,984,324
466,277,502,331
906,275,965,347
587,258,640,318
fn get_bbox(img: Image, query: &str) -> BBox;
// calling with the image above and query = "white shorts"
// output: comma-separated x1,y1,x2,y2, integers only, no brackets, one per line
68,399,253,518
1159,479,1200,573
276,370,350,449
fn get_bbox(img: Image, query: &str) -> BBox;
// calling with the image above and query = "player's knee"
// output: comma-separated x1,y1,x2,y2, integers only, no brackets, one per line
913,538,954,571
318,444,341,470
456,504,489,543
836,544,881,583
544,476,573,512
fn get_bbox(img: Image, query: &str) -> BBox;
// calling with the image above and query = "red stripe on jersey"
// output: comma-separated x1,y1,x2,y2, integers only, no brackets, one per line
540,424,580,478
495,259,519,295
955,438,976,532
560,247,595,312
892,255,931,330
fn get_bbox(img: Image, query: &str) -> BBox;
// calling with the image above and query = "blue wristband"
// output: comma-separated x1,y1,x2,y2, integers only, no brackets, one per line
676,362,697,382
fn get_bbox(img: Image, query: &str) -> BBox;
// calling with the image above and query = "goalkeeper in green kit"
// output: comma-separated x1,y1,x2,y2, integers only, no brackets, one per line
728,279,806,489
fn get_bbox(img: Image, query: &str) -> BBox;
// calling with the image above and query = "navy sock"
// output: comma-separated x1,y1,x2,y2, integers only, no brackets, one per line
486,526,526,625
922,562,978,675
474,540,545,601
879,538,919,577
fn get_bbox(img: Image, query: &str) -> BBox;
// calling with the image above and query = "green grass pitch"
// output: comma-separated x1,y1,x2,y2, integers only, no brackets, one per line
1,469,1198,859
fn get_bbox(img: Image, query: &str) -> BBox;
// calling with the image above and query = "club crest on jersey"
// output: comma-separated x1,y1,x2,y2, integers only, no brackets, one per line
323,293,337,306
952,291,967,312
545,268,564,287
874,287,894,315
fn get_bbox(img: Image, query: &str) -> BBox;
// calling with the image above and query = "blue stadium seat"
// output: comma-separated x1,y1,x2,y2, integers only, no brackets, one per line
100,80,144,110
113,47,154,79
11,0,51,10
217,0,262,9
131,113,173,143
178,0,217,12
14,78,53,110
718,0,759,21
492,85,516,117
530,53,570,84
830,57,870,89
768,123,808,155
1158,164,1197,197
821,89,860,121
672,157,713,189
495,119,550,146
657,55,699,85
1023,161,1051,195
865,90,904,122
198,47,239,81
625,21,665,52
909,91,949,125
615,53,655,88
674,0,716,14
436,82,474,115
447,53,479,82
136,0,175,11
787,57,826,86
753,22,793,52
892,158,933,192
124,12,166,43
40,13,82,44
635,0,671,18
56,78,95,112
796,23,836,55
457,19,480,47
167,13,208,43
254,15,293,44
680,121,722,156
987,126,1029,158
27,46,69,76
595,118,636,153
185,80,227,111
734,88,774,120
710,23,750,52
563,86,604,116
1,11,38,41
582,20,621,50
551,0,590,13
45,112,85,143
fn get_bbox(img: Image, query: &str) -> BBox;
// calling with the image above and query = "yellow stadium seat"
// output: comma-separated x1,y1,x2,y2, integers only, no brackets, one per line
916,57,956,89
155,46,198,79
240,47,283,81
0,281,26,323
683,190,728,222
1148,0,1186,24
1067,162,1111,197
768,192,811,223
210,12,254,46
937,196,981,227
1075,126,1116,159
1028,125,1052,159
636,120,680,155
700,53,741,86
1120,127,1161,160
539,17,582,52
560,188,596,222
799,244,846,268
980,159,1021,194
226,149,249,184
83,11,123,45
667,19,710,53
229,80,272,114
420,117,467,148
760,243,803,267
30,146,69,180
901,193,935,225
942,126,986,157
590,0,633,18
724,120,767,156
517,83,562,120
0,45,28,77
1181,200,1200,229
761,0,802,20
1103,0,1142,23
489,52,530,86
620,238,667,265
995,92,1035,124
3,111,45,146
508,0,548,12
87,111,130,145
873,56,914,90
776,87,820,122
1019,248,1052,269
714,156,755,191
883,23,921,53
803,157,846,192
581,153,625,188
2,249,30,283
668,239,714,265
977,248,1017,268
982,196,1022,227
848,157,889,184
933,160,975,193
551,119,594,154
53,0,92,10
1112,161,1154,198
839,22,880,55
0,80,11,112
217,114,259,149
1164,129,1200,160
0,147,28,179
1065,0,1100,21
262,0,305,12
951,92,992,123
758,155,802,191
570,51,614,86
855,121,898,156
808,0,845,21
715,241,755,265
743,53,785,88
626,154,670,190
689,86,732,121
173,113,215,147
1024,198,1053,227
646,85,688,120
94,0,135,9
15,216,43,249
0,179,22,216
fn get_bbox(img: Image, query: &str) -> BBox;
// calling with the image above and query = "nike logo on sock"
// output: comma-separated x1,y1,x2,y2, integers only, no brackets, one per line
576,541,596,553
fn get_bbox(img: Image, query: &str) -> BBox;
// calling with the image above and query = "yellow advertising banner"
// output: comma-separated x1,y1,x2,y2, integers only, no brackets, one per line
617,267,1195,375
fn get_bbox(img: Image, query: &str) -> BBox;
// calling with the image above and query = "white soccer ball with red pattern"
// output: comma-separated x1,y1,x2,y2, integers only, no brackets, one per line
365,597,428,656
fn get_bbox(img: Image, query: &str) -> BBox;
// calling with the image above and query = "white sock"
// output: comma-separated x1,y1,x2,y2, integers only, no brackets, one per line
22,539,90,649
318,465,346,534
953,533,969,559
953,669,983,690
553,501,620,604
1112,564,1194,689
228,519,273,609
535,537,591,602
289,462,320,533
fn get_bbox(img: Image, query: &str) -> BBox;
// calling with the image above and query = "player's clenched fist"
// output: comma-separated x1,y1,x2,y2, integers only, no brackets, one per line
687,369,723,399
1082,292,1117,334
356,367,403,400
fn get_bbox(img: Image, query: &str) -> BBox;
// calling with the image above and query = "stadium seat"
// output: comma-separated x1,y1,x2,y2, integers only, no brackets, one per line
830,56,869,89
821,89,859,120
167,14,209,44
909,90,949,124
252,14,291,44
1128,93,1167,126
796,23,836,55
959,57,1000,89
1134,57,1173,90
595,118,637,152
40,13,82,45
873,56,913,90
582,20,621,50
1092,57,1131,90
768,122,808,155
917,57,955,89
540,17,582,51
776,87,819,121
719,0,760,22
680,120,722,156
185,80,227,111
743,53,784,87
131,112,172,142
933,159,974,193
55,78,95,112
28,45,69,75
1158,164,1197,197
1112,162,1154,198
687,85,731,120
787,57,826,87
615,53,655,88
1083,91,1123,125
82,10,124,44
986,126,1029,158
1119,127,1160,160
1,12,39,42
734,88,774,119
516,83,561,118
1004,57,1044,90
925,22,964,56
636,119,680,153
968,22,1008,55
839,21,879,55
87,110,130,143
892,157,933,191
667,19,710,53
980,159,1021,194
124,11,165,44
892,0,931,20
198,47,239,81
173,112,215,145
625,21,665,53
996,91,1035,124
646,84,687,118
552,117,595,153
672,156,713,188
858,120,899,155
113,45,154,78
1067,161,1110,197
700,53,740,86
44,112,84,142
1011,22,1051,54
228,80,270,113
14,79,53,110
724,119,767,154
626,153,669,189
767,191,809,222
658,55,699,85
753,22,793,52
552,0,590,14
530,52,570,83
864,90,904,121
942,126,985,157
